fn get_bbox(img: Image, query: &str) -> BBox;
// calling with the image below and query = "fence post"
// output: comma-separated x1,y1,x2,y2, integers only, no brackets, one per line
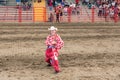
33,7,35,22
91,6,95,23
114,13,118,23
67,7,71,22
18,6,22,22
43,7,46,22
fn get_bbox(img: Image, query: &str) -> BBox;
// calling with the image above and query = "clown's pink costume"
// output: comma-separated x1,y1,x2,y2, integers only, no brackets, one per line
45,26,64,73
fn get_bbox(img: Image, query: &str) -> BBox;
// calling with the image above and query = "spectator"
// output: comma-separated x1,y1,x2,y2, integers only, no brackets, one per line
49,12,54,22
63,6,68,16
27,2,32,9
88,2,92,9
75,0,79,6
53,0,56,7
38,0,41,3
48,0,53,11
76,5,81,15
98,4,103,16
111,0,116,7
56,10,60,23
85,0,89,5
109,7,114,18
61,1,65,7
118,5,120,18
59,9,63,22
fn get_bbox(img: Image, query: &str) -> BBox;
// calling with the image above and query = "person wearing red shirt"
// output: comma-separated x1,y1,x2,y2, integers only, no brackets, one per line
45,26,64,73
75,0,79,5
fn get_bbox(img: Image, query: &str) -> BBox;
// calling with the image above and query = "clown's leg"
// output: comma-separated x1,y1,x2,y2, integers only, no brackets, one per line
50,56,60,72
45,57,52,66
45,48,52,66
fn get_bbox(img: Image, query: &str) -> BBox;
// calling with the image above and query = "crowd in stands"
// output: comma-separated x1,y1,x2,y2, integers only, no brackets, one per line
16,0,32,10
48,0,82,22
82,0,120,20
48,0,120,22
96,0,120,20
0,0,7,5
22,1,32,10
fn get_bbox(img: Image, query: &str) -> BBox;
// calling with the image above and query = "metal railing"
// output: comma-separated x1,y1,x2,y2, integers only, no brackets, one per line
0,6,119,23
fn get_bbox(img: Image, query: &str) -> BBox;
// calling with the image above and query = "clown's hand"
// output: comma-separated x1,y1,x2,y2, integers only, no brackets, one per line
52,41,56,45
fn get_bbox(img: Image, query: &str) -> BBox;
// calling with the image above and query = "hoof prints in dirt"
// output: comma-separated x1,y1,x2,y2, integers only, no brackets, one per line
1,27,120,42
59,53,120,68
0,37,42,42
1,34,120,42
0,55,45,70
0,53,120,71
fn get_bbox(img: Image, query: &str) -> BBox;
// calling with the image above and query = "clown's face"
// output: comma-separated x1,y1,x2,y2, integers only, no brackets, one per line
50,30,56,36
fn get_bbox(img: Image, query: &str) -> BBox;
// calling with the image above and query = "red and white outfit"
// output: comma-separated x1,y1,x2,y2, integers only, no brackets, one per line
45,34,64,72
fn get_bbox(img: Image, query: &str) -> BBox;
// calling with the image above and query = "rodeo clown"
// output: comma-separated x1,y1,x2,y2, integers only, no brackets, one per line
45,26,64,73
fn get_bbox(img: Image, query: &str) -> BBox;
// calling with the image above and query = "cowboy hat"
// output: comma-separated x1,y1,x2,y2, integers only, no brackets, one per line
48,26,58,31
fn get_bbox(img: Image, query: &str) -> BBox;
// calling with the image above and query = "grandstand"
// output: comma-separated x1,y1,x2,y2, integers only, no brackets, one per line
48,0,96,22
0,0,16,6
7,0,16,6
0,0,119,23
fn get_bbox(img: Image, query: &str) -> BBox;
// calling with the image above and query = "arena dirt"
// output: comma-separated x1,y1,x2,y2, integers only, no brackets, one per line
0,26,120,80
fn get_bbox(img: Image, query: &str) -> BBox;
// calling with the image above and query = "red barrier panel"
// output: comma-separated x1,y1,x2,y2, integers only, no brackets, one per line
91,7,95,23
67,7,72,22
18,6,22,22
0,6,34,22
0,6,119,23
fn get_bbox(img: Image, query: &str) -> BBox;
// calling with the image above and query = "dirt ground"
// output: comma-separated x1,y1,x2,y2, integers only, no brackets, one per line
0,25,120,80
